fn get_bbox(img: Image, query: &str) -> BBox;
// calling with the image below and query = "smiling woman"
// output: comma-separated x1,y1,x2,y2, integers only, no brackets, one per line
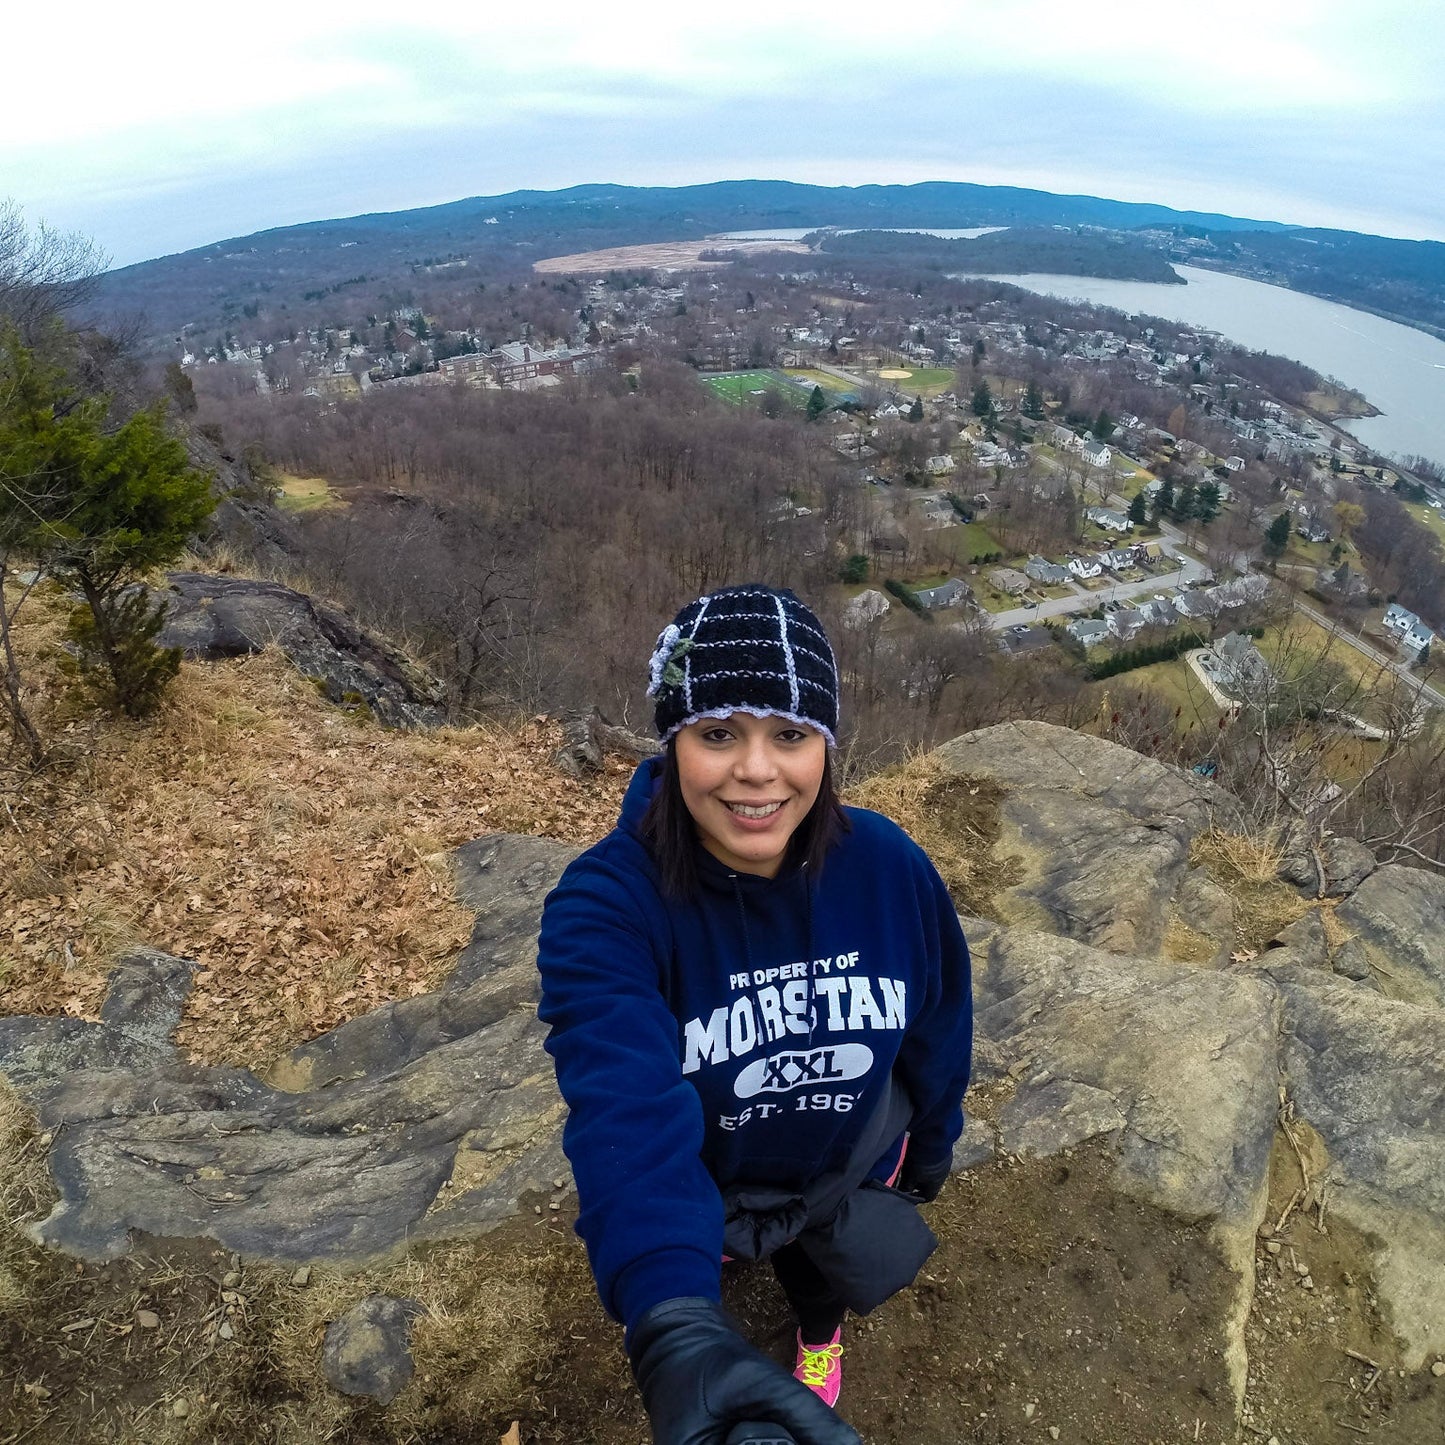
535,583,974,1443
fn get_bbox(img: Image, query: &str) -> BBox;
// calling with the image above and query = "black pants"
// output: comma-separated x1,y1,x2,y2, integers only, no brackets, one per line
771,1240,846,1344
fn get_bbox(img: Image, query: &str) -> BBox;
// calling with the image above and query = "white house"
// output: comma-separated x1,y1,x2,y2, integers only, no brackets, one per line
925,454,956,475
1085,507,1132,534
1082,440,1112,468
843,588,891,629
1067,618,1110,648
1223,456,1245,472
1101,548,1138,572
1383,602,1420,635
1068,556,1104,580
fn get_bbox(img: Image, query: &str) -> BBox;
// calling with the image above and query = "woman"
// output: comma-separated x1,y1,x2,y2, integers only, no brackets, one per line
537,585,973,1445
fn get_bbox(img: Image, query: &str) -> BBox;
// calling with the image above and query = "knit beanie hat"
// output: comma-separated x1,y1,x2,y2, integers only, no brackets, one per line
647,585,840,747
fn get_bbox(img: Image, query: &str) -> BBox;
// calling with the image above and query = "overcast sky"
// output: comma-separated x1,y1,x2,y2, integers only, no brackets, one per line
6,0,1443,268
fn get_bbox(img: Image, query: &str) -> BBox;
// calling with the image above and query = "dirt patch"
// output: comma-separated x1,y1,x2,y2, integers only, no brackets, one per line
534,238,811,274
847,759,1020,919
6,1081,1440,1444
1,1121,1240,1445
1238,1128,1445,1443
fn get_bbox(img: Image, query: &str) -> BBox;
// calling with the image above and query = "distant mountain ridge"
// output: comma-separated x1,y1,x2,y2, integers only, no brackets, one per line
94,178,1445,342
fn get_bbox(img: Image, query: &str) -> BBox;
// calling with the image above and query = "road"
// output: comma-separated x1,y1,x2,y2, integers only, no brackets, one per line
987,561,1208,629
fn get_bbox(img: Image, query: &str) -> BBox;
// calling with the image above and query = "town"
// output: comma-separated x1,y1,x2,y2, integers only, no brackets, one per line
180,237,1445,755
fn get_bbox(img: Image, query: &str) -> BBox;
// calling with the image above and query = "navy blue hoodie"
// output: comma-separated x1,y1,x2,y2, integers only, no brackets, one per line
536,756,973,1330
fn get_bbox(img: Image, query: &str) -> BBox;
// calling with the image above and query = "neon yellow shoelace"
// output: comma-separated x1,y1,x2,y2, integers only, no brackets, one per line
798,1341,843,1388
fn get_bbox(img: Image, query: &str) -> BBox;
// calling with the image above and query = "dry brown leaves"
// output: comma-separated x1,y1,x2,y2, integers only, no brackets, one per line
2,599,630,1071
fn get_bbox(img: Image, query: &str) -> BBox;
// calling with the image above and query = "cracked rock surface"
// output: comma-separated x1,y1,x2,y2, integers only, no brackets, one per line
2,720,1442,1381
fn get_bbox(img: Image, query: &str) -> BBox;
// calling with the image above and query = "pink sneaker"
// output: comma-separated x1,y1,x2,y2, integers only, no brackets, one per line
793,1328,843,1408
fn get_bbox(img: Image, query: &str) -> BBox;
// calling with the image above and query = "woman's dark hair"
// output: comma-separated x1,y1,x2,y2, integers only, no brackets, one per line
641,737,850,898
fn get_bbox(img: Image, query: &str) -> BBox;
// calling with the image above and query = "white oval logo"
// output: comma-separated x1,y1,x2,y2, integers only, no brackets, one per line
733,1043,875,1099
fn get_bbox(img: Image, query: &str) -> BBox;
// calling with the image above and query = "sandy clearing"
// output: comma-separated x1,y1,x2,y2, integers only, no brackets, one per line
534,237,811,274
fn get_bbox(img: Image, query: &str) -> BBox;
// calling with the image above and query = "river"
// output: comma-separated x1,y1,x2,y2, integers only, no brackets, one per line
960,265,1445,468
718,232,1445,467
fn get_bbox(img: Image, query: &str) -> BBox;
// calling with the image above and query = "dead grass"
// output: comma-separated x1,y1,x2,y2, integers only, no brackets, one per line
1190,826,1312,952
1,587,631,1072
846,751,1018,918
0,1078,54,1324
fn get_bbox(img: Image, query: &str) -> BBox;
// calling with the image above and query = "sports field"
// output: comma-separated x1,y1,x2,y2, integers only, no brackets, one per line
872,365,956,397
702,370,807,408
783,367,852,394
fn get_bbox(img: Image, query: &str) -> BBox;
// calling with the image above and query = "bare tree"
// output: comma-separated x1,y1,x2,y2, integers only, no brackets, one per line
0,200,107,339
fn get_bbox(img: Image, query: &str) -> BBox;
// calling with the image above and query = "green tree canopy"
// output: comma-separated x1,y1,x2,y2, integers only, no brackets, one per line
970,380,994,418
0,327,215,716
1263,511,1292,560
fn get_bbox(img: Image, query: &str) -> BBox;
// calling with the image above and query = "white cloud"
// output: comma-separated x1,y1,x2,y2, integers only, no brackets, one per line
4,1,1441,258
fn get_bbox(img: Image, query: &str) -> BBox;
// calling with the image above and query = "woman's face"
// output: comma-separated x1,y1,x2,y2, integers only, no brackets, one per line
673,712,827,878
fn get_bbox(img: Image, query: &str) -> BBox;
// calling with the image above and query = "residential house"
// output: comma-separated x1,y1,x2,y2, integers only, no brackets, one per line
1172,589,1213,620
1081,440,1112,468
1085,507,1132,534
1025,556,1070,586
1296,519,1332,544
1383,602,1433,654
1210,574,1272,610
925,454,956,476
1138,596,1178,629
842,589,891,629
1051,424,1081,451
1067,618,1110,648
1107,608,1147,643
998,626,1055,657
1101,548,1138,572
1383,602,1419,635
1211,631,1273,696
914,578,972,611
1223,456,1245,472
988,568,1031,596
1068,556,1104,581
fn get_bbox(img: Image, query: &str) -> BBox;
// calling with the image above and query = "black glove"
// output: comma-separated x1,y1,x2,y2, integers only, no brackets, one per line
898,1153,951,1203
626,1297,862,1445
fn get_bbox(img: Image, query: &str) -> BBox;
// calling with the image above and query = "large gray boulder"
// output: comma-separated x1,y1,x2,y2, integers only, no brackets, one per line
158,572,446,728
5,836,580,1266
933,720,1226,957
1276,970,1445,1365
976,928,1279,1229
1332,863,1445,1008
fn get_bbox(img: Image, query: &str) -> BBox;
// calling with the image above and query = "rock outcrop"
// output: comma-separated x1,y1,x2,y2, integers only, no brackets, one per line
3,719,1443,1408
159,572,447,728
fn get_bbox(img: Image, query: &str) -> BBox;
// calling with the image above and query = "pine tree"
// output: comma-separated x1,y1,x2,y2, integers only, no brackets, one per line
1195,482,1222,524
1127,491,1148,526
806,385,828,422
1263,511,1292,561
908,395,924,422
1022,378,1045,420
971,380,994,418
1093,408,1114,440
0,328,215,719
1152,475,1175,521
